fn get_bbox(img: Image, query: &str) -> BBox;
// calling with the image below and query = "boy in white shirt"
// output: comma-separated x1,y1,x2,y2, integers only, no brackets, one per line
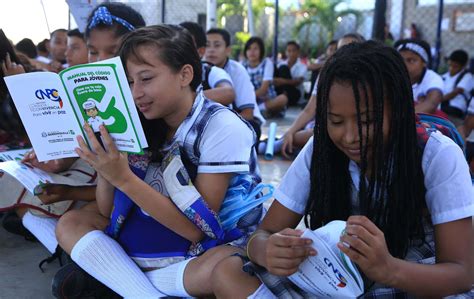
441,49,473,124
273,41,307,106
205,28,265,142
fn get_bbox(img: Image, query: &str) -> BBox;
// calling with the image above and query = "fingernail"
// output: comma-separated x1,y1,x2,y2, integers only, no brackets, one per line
305,239,312,244
342,241,350,248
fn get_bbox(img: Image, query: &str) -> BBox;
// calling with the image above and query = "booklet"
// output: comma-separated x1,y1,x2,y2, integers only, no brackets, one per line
0,148,31,162
0,158,96,217
0,160,95,196
4,57,148,162
288,220,364,298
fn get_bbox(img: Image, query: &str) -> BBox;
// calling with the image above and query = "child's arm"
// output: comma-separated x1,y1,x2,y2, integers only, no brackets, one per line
255,80,270,98
339,215,473,296
38,185,96,205
95,174,115,218
203,81,235,105
415,89,443,114
282,95,316,158
22,150,77,173
76,124,226,242
247,201,315,276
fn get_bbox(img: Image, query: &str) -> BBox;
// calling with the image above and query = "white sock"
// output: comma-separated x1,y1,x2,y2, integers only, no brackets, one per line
71,230,165,299
146,258,195,297
22,211,58,254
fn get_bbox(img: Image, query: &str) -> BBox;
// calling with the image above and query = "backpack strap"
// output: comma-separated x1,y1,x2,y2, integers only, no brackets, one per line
201,61,214,91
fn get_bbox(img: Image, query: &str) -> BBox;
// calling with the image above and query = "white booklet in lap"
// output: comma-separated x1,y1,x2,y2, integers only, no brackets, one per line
0,148,31,161
288,220,364,298
4,57,147,162
0,160,95,196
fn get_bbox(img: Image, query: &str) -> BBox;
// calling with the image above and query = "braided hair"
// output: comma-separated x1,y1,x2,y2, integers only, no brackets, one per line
305,41,427,259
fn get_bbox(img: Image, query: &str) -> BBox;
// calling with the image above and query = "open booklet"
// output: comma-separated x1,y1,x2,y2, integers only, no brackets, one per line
288,220,364,298
4,57,148,162
0,160,95,196
0,149,97,216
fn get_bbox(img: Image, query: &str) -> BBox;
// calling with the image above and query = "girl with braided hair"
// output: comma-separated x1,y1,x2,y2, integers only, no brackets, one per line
211,41,473,298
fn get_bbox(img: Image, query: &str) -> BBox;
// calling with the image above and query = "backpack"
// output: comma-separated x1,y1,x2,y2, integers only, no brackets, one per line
201,61,214,91
416,113,465,153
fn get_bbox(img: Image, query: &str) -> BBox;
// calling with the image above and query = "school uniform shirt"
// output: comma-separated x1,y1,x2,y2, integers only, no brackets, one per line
441,70,474,113
202,63,233,89
278,58,308,101
412,69,444,103
117,92,258,268
275,134,474,225
224,59,265,123
465,97,474,142
243,58,277,101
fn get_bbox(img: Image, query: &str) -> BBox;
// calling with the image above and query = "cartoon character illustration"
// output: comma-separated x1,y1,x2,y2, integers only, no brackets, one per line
83,99,105,133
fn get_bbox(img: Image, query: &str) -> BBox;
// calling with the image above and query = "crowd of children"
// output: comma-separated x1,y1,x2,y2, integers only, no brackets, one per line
0,2,473,298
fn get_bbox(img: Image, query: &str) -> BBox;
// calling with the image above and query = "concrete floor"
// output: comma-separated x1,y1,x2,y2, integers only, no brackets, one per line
0,107,302,298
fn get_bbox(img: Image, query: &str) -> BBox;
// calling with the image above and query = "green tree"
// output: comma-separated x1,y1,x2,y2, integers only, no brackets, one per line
295,0,361,52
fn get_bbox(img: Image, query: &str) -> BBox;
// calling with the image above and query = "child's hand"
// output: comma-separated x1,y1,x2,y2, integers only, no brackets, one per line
37,184,71,204
22,150,75,173
264,228,316,276
338,215,396,285
1,53,25,76
76,123,131,189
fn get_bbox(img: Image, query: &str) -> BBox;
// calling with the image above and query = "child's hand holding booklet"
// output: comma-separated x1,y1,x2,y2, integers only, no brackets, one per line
4,57,148,162
288,220,364,298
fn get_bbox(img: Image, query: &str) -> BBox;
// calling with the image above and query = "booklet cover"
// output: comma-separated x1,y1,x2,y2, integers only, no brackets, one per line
288,220,364,298
4,57,148,162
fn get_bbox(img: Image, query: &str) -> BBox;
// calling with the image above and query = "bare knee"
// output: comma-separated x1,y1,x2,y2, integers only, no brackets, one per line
56,209,108,253
211,256,261,299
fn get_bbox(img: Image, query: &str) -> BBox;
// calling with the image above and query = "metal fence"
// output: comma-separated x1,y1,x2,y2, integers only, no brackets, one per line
82,0,474,72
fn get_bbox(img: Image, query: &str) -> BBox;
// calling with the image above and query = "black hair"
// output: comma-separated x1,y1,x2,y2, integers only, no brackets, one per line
85,3,146,39
286,41,300,50
306,41,426,259
449,49,469,66
180,22,206,49
15,38,37,59
50,29,67,39
328,40,338,47
394,38,432,67
206,28,231,47
244,36,265,61
118,24,202,162
67,29,85,41
37,39,49,54
341,33,366,43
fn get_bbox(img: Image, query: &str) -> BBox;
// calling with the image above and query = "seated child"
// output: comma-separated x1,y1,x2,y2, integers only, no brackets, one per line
211,41,474,298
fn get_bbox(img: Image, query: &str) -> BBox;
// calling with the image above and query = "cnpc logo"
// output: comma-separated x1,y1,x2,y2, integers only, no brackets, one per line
35,88,63,108
324,258,348,288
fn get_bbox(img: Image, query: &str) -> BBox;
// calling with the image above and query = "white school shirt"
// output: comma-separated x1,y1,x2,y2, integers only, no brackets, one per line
224,59,265,123
274,134,474,225
202,63,233,89
412,69,444,103
244,58,275,82
441,70,474,113
279,58,308,101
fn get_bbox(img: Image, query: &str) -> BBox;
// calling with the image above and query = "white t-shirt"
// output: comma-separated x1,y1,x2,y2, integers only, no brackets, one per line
441,70,474,113
202,63,233,89
224,59,265,123
279,58,308,101
245,58,275,82
412,69,444,103
197,108,254,173
275,133,474,225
